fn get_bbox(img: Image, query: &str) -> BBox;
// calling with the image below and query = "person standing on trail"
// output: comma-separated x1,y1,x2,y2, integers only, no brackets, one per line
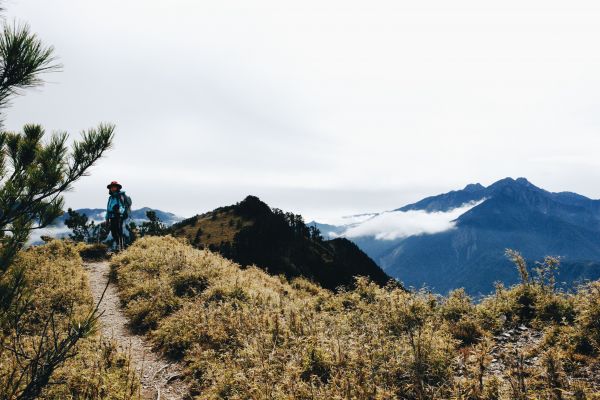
105,181,132,251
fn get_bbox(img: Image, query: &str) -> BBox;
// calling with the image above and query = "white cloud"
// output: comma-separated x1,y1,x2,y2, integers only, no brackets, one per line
318,213,379,226
27,226,71,245
4,1,600,218
338,200,484,240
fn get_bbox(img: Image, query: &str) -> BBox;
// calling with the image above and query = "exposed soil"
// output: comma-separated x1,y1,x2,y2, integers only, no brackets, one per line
456,324,600,396
488,325,544,377
85,261,190,400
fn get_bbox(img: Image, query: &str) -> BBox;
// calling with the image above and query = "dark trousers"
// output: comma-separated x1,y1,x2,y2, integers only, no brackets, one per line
109,215,124,247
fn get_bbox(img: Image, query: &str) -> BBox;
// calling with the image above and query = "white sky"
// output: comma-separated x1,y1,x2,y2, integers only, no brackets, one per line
4,0,600,220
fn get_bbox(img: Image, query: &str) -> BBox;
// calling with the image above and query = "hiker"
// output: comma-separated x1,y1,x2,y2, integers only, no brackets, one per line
105,181,132,251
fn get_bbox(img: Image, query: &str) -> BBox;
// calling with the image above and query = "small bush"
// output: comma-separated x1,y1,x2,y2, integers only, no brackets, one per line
125,289,180,331
42,339,139,399
300,346,331,383
171,271,209,297
513,284,540,323
78,243,109,260
205,286,248,303
571,282,600,355
441,289,484,345
441,289,473,322
483,376,501,400
450,316,485,346
535,292,575,324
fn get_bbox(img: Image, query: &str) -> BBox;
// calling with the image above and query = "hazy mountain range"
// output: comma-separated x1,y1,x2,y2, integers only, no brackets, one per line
30,207,183,244
311,178,600,294
41,178,600,295
51,207,183,227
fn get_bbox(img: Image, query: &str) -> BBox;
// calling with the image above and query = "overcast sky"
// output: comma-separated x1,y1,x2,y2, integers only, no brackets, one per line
4,0,600,221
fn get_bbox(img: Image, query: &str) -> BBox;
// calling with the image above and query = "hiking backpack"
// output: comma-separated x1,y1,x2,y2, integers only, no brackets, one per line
119,193,133,218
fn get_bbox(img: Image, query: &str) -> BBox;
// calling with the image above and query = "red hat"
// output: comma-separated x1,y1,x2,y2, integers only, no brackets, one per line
107,181,122,190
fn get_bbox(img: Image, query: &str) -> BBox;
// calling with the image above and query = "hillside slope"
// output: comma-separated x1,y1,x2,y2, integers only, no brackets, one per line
109,236,600,398
171,195,393,290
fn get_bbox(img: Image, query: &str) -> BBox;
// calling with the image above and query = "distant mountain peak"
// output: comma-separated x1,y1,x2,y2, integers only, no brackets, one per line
317,178,600,294
486,177,542,193
384,178,600,292
398,177,552,213
463,183,485,192
488,176,515,187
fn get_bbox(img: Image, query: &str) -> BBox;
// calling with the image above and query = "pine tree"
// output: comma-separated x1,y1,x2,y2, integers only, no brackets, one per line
64,208,90,242
0,10,115,399
65,208,109,243
139,210,168,237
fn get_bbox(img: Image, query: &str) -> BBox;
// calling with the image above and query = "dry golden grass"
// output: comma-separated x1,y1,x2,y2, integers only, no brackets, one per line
113,236,449,398
110,236,600,399
0,240,140,399
0,236,594,398
175,209,253,247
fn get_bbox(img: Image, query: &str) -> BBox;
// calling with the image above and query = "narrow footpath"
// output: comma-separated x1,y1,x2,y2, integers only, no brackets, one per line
84,261,190,400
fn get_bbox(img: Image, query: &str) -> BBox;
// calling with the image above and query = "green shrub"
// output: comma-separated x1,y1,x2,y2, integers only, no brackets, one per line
513,284,540,323
300,346,332,384
535,292,575,324
440,289,484,345
572,282,600,355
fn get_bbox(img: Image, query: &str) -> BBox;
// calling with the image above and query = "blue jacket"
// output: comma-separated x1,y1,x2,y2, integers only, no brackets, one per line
106,190,126,220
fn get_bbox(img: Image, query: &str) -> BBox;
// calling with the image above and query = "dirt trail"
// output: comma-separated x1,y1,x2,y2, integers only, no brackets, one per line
84,261,190,400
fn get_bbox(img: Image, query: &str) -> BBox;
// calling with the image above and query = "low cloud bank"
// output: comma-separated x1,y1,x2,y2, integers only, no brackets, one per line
27,226,72,245
318,213,378,227
339,200,483,240
27,216,104,245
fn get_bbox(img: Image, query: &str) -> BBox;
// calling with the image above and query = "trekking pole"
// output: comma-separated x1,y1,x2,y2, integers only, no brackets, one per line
125,213,134,248
121,213,129,251
118,215,123,251
97,222,104,245
121,216,128,251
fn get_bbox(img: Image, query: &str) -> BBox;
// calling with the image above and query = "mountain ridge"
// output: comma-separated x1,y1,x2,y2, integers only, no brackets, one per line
170,195,395,291
314,177,600,294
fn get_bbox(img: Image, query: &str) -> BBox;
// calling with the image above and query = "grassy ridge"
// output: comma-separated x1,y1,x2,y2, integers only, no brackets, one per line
175,208,253,248
111,236,600,399
0,240,140,399
171,196,392,291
